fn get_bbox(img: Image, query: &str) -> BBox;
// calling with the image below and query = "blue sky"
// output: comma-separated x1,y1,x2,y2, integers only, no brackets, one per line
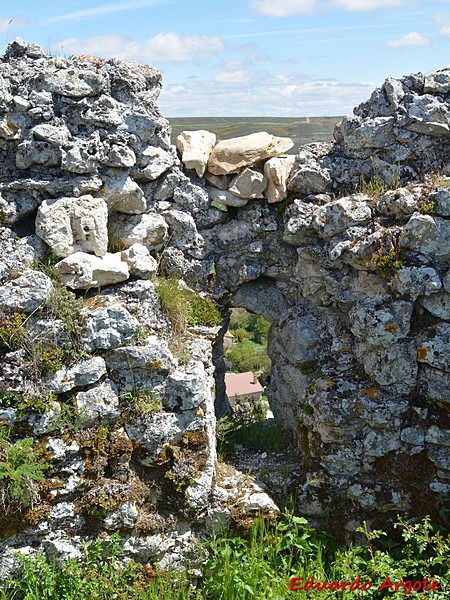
0,0,447,117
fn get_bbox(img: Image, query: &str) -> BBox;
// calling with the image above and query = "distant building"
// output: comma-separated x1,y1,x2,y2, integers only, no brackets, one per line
225,371,264,414
223,331,234,350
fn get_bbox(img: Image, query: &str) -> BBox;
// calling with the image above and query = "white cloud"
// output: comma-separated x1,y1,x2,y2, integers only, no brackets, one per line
386,31,431,47
0,16,29,33
57,32,225,64
436,12,450,39
159,68,374,117
250,0,317,18
332,0,410,9
43,0,166,24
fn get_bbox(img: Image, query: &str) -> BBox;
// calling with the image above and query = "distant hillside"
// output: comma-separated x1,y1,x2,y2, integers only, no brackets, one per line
169,116,342,155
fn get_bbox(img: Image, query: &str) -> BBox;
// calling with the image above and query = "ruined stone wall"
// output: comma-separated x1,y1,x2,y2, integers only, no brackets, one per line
0,37,449,573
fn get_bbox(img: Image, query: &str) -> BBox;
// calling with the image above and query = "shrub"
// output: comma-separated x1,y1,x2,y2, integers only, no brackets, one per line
0,311,26,350
0,430,49,513
156,277,222,334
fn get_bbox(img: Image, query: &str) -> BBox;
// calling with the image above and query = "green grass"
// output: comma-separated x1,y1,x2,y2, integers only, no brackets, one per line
2,514,450,599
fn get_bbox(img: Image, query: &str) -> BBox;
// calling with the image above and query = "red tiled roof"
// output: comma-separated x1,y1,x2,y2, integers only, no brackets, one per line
225,371,264,397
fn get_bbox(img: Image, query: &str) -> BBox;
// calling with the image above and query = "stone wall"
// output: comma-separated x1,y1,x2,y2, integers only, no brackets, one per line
0,36,449,572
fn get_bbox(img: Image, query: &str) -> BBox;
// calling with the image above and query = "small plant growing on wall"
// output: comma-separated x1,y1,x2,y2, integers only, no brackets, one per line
0,429,49,514
368,232,405,276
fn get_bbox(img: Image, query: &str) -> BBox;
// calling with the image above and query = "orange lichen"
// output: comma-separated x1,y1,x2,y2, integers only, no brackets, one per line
360,387,379,399
416,347,428,361
384,323,397,333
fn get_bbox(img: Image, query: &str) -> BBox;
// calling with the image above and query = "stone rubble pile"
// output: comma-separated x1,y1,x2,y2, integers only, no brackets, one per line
0,37,450,573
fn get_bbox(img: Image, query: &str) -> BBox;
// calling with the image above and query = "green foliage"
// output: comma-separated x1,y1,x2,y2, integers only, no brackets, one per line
0,431,49,512
225,339,271,375
121,387,162,416
0,311,26,350
156,277,222,334
0,391,21,408
419,197,437,214
217,414,289,460
3,514,450,599
369,235,405,277
187,295,222,327
358,157,400,198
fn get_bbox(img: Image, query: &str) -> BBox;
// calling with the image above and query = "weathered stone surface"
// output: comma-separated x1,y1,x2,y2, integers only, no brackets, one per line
207,132,294,175
100,173,146,214
430,188,450,217
82,304,140,351
419,290,450,320
75,379,120,427
402,213,450,261
391,265,442,299
416,323,450,371
264,155,296,203
36,195,108,258
53,252,129,289
312,195,371,240
121,243,158,278
376,188,418,216
349,300,413,346
109,213,168,250
288,154,331,196
207,186,248,207
46,357,107,393
229,167,267,199
0,269,53,312
139,146,176,180
177,130,216,177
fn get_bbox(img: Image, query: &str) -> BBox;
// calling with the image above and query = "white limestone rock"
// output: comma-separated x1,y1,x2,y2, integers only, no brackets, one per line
402,213,450,261
419,290,450,320
46,357,107,393
82,304,140,351
109,213,169,251
177,130,216,177
139,146,176,180
207,186,248,207
391,265,442,299
53,251,129,289
376,188,418,216
0,269,53,313
312,195,372,241
264,155,296,203
36,195,108,258
349,300,413,347
100,172,146,214
416,323,450,371
76,379,120,426
229,167,267,199
121,243,158,278
207,132,294,175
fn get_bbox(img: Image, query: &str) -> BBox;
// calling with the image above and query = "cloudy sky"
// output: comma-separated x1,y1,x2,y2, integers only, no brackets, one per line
0,0,446,117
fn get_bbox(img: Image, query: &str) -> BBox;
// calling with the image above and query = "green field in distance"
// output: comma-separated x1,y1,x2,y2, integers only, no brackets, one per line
169,116,342,155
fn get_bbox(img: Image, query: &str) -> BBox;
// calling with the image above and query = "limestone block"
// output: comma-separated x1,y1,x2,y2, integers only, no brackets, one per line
283,200,315,245
264,155,296,203
376,188,418,216
407,95,450,136
139,146,176,180
36,195,108,258
100,173,146,214
105,144,136,168
110,213,169,250
0,269,53,313
46,357,107,393
207,186,248,207
76,380,121,427
32,123,71,146
61,144,98,173
349,300,413,346
229,167,267,199
419,290,450,320
416,323,450,371
207,132,294,175
391,266,442,299
402,213,450,261
360,342,418,393
53,252,129,289
312,195,371,240
82,304,140,351
37,68,107,98
121,243,158,278
429,188,450,217
177,130,216,177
